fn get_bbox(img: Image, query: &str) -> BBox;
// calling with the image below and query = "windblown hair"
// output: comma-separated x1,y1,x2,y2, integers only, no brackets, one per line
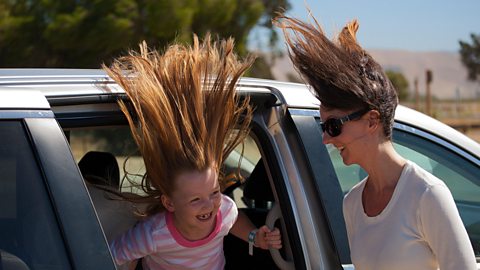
275,15,398,139
103,34,254,215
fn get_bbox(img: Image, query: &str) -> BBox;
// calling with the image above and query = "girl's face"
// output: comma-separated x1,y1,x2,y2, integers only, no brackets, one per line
161,166,222,239
320,106,370,166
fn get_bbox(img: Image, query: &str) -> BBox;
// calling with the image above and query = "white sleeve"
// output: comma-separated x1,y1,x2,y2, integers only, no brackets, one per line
110,217,157,266
418,184,477,270
221,194,239,229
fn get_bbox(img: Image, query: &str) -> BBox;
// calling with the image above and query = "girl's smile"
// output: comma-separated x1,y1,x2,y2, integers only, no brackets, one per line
161,166,221,241
197,212,213,221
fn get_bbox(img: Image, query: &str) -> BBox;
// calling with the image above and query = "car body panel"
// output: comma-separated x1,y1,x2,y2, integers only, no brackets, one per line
26,118,116,269
0,69,478,269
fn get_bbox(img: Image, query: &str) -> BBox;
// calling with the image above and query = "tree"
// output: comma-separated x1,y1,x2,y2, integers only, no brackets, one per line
256,0,290,52
0,0,139,67
0,0,290,69
386,70,409,101
459,33,480,82
247,55,274,79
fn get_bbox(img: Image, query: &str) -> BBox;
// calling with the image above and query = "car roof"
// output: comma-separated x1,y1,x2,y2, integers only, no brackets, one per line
0,68,319,107
1,68,479,157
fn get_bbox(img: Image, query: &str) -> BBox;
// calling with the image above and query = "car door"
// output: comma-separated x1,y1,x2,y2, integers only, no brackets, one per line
0,90,115,270
53,88,348,270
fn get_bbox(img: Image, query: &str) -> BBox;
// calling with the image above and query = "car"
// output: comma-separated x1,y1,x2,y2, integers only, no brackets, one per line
0,69,478,270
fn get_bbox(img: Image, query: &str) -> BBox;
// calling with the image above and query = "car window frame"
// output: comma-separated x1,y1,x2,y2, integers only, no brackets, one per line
289,108,351,265
26,117,116,269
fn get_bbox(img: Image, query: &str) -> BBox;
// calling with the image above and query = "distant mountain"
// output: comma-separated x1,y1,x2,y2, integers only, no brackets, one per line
271,49,479,99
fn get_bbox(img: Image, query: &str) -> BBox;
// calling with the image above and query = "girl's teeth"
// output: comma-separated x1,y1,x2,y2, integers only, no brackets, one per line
198,213,211,220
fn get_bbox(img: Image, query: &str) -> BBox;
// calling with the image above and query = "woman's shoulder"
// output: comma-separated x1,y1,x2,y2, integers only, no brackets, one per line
345,177,368,197
343,178,367,205
403,160,447,189
400,161,454,208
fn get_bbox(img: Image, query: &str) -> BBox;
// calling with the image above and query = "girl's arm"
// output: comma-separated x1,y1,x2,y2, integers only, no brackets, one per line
229,210,282,250
110,218,157,266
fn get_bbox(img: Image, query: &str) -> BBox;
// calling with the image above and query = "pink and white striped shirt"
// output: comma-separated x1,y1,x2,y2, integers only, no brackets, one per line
110,195,238,270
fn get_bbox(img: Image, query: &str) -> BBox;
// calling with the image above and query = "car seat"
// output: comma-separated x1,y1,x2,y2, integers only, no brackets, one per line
78,151,139,244
78,151,120,188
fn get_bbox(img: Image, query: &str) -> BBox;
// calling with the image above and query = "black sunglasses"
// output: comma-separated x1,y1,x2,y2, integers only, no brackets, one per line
320,108,370,137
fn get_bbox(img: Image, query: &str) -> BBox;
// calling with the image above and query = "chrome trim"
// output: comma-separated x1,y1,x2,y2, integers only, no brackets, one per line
0,69,320,108
262,106,329,269
288,108,320,117
257,108,311,268
0,110,54,119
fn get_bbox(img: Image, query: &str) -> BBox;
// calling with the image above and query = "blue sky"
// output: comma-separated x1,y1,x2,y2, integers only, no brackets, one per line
267,0,480,52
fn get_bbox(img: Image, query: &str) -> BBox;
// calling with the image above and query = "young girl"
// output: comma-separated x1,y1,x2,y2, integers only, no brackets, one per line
104,35,282,269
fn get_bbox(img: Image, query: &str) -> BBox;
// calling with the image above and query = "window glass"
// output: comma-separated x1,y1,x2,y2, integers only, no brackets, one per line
68,126,262,202
223,135,262,208
326,144,366,194
69,124,278,267
0,121,71,269
328,128,480,258
68,126,146,194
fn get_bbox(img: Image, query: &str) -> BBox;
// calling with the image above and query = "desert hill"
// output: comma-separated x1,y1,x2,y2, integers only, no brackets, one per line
271,49,479,100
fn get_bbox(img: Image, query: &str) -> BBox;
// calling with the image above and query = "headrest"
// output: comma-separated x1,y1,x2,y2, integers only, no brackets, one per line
78,151,120,188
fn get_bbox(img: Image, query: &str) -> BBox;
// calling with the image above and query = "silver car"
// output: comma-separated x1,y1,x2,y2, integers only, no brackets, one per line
0,69,478,269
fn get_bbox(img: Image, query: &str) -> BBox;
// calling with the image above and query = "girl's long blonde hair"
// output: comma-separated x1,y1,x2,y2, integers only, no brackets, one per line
103,34,254,215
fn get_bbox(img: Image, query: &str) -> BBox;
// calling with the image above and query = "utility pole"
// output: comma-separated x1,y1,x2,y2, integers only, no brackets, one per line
414,77,419,111
426,69,433,116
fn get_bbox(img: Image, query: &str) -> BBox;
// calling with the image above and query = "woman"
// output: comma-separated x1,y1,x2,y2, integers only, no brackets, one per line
275,15,476,270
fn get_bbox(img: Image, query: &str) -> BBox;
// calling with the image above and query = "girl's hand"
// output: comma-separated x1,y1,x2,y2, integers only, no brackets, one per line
255,225,282,250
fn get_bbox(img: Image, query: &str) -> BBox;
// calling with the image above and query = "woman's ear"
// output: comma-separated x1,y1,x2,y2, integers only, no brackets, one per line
161,194,175,212
367,110,381,130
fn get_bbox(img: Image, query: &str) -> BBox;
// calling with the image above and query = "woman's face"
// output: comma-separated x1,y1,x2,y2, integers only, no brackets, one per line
162,166,222,239
320,106,370,165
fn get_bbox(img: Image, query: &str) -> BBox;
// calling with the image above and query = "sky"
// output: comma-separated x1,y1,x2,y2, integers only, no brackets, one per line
264,0,480,52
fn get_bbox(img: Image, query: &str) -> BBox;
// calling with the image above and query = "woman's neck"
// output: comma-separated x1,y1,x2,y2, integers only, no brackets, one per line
363,141,406,193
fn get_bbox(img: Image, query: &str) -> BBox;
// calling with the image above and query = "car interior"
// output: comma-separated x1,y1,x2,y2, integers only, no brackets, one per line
68,125,287,269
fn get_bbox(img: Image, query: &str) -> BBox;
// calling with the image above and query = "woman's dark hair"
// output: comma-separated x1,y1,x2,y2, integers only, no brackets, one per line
275,15,398,139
